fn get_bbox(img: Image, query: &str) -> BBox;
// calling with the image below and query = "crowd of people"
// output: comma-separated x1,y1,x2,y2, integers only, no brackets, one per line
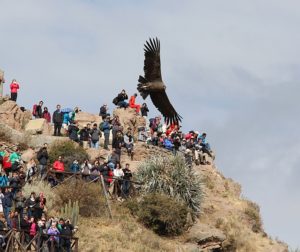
0,67,217,251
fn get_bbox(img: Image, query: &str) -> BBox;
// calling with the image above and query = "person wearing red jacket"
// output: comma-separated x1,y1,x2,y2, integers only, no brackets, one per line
10,79,20,102
129,93,141,114
52,156,65,172
42,107,51,123
2,156,12,176
52,156,65,182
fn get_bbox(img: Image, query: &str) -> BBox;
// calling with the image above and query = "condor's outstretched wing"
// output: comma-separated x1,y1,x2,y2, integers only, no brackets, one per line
144,37,162,82
150,90,182,125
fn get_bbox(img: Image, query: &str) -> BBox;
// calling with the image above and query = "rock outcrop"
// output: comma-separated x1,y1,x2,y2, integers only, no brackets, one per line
0,101,31,130
185,222,226,250
74,111,102,128
25,118,52,135
0,123,68,148
113,107,146,139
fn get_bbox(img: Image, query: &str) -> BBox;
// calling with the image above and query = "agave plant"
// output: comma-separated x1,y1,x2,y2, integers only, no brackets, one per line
136,155,203,217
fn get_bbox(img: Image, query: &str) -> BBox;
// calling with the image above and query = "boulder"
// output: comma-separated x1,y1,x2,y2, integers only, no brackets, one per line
74,111,102,128
0,100,31,130
25,119,52,135
185,222,226,250
113,108,146,139
0,123,68,148
21,148,36,162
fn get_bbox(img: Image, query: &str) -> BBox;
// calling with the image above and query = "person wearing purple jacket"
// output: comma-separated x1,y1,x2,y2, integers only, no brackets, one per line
47,221,60,251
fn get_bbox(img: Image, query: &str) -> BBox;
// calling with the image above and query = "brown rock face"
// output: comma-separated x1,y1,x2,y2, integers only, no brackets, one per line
185,222,226,250
74,111,102,128
25,118,52,135
113,107,146,138
0,101,31,130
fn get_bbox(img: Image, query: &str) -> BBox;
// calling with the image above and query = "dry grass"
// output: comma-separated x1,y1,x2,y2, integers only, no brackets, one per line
244,200,263,233
217,216,257,252
77,204,181,252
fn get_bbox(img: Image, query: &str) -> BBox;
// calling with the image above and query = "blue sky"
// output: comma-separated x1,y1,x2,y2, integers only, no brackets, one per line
1,0,300,248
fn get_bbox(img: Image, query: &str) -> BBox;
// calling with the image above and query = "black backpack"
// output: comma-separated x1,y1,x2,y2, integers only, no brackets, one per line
112,97,119,105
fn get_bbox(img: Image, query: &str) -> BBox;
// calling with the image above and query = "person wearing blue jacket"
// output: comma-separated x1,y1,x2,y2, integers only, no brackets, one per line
0,173,9,187
102,117,111,150
62,112,71,130
3,188,13,224
70,160,80,173
163,136,174,151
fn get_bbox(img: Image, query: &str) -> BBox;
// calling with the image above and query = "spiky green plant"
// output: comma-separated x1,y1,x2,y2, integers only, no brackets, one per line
60,199,79,226
136,155,203,217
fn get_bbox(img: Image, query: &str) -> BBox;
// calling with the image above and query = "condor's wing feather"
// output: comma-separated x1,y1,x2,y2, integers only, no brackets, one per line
144,38,162,82
149,90,182,125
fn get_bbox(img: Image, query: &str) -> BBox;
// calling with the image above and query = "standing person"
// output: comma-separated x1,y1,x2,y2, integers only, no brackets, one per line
37,143,49,179
10,79,20,102
52,104,64,136
129,93,141,114
26,192,37,218
90,123,101,149
42,107,51,123
67,121,79,142
52,156,65,182
70,160,80,173
3,188,13,223
0,68,5,97
62,112,71,130
52,156,65,172
122,163,132,197
99,104,110,120
102,117,111,150
35,192,46,219
34,101,44,118
79,124,91,149
111,115,121,141
124,130,134,160
0,190,4,214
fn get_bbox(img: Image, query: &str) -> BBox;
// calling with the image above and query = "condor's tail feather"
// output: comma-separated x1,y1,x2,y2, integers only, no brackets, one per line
137,75,150,99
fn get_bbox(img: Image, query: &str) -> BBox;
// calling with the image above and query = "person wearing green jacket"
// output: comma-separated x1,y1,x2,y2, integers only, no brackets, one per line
9,149,21,172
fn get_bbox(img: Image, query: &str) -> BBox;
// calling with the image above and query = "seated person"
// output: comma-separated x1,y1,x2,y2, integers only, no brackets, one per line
116,89,129,108
129,93,141,114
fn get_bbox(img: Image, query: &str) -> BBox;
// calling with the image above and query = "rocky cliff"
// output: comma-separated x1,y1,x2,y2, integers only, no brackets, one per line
0,102,288,251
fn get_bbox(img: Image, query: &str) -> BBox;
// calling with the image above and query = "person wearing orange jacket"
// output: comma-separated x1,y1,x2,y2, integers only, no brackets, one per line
129,93,141,114
10,79,20,102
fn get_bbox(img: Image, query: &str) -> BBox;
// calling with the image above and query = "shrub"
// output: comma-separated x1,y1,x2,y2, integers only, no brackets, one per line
136,193,190,236
244,200,263,233
0,128,11,142
54,179,106,217
135,155,203,218
49,140,89,169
